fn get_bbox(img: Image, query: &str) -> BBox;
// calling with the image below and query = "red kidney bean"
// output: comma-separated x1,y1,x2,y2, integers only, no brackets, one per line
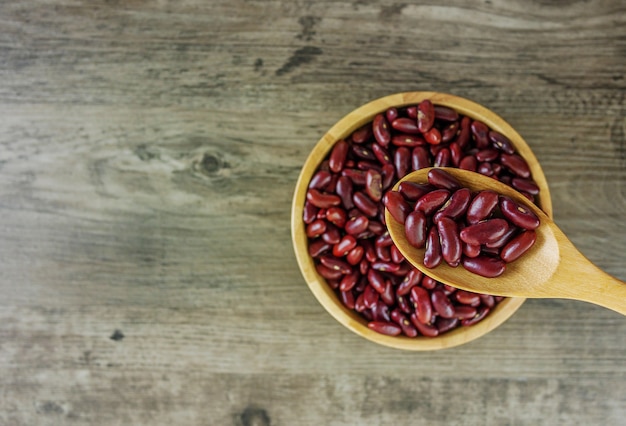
306,189,341,209
359,259,369,276
421,276,437,290
352,144,376,160
372,301,391,322
442,123,459,144
380,163,396,190
435,317,459,333
466,190,499,224
339,270,360,292
316,208,327,220
437,217,462,267
335,176,354,210
368,220,385,236
415,189,451,215
431,289,456,319
397,268,422,296
320,255,352,274
351,124,372,144
449,141,462,165
363,284,379,308
381,281,396,306
406,106,418,119
372,143,392,165
463,242,481,258
384,191,411,223
303,201,319,224
424,127,442,145
454,305,477,320
375,244,391,262
391,309,418,337
489,130,515,154
371,261,401,273
306,219,327,238
372,114,391,147
410,313,439,337
397,294,412,314
309,240,331,258
480,294,495,308
394,147,410,179
367,321,402,336
385,107,399,123
375,232,393,248
391,117,420,134
461,255,506,278
367,269,386,293
411,146,430,170
453,289,481,306
405,211,427,248
499,196,540,230
341,168,367,185
434,105,459,122
459,155,477,171
461,306,490,326
398,181,434,201
322,226,342,245
333,235,357,257
344,215,369,235
442,284,457,295
354,293,367,312
392,134,425,147
471,120,490,149
417,99,435,133
316,263,344,280
339,290,355,309
512,177,540,195
326,206,347,228
460,219,509,245
364,169,383,202
455,116,471,149
329,140,349,173
423,227,443,269
309,170,333,190
476,149,500,162
427,168,461,190
500,153,530,178
357,160,382,172
484,225,517,249
346,245,364,265
434,147,451,167
390,244,404,263
434,188,471,222
478,162,493,176
501,230,537,263
492,163,503,176
353,191,379,217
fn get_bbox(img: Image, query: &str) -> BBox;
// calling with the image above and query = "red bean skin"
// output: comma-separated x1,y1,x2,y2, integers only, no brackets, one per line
309,170,333,190
489,130,515,154
390,244,405,263
466,190,499,224
353,191,379,217
339,270,360,292
303,201,319,224
499,196,540,230
392,134,425,147
394,147,411,179
455,305,478,320
461,255,506,278
434,147,451,167
427,168,461,190
436,317,460,333
329,140,349,173
405,211,427,248
484,225,517,249
365,169,383,202
471,120,490,149
421,276,437,290
434,105,459,122
381,281,395,306
320,255,352,274
454,290,481,306
459,155,477,172
460,219,509,246
455,116,471,149
309,240,331,258
363,285,379,308
321,226,342,245
449,141,462,165
512,178,540,195
431,289,456,319
424,127,442,145
371,143,392,165
368,321,402,336
397,268,423,296
339,290,355,310
423,227,443,269
501,230,537,263
333,235,357,257
391,309,418,337
372,114,391,147
372,302,391,322
417,99,435,133
346,246,364,265
326,207,347,229
437,217,462,267
384,191,411,224
341,168,367,185
410,286,434,325
461,306,491,326
351,124,372,144
480,294,495,308
415,189,451,216
316,263,343,280
385,107,399,123
367,269,386,293
462,242,481,258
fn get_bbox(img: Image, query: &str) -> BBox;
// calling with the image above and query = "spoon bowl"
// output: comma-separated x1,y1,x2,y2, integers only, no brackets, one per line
386,168,626,315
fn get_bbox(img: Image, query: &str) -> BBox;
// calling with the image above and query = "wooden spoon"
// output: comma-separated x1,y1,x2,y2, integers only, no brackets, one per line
386,168,626,315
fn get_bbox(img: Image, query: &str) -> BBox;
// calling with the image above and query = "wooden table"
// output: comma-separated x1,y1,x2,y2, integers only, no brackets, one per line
1,1,625,425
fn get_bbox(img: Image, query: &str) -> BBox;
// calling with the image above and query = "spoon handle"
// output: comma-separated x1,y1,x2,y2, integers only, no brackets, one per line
554,238,626,315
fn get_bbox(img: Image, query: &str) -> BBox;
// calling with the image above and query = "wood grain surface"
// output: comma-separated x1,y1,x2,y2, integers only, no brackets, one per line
0,1,625,425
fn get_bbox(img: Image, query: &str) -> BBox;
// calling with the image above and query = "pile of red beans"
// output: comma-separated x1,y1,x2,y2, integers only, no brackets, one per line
303,100,541,337
387,168,540,278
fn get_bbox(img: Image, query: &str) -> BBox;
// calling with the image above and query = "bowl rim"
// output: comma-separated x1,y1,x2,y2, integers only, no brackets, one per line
291,91,552,350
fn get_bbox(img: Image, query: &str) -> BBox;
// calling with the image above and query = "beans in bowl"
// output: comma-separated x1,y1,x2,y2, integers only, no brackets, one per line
303,100,541,337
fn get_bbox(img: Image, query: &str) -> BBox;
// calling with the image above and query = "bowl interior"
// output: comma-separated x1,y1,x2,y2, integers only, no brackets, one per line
292,92,552,350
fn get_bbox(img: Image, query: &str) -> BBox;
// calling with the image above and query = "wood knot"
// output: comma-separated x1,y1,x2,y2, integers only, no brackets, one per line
240,406,271,426
193,152,230,177
110,329,124,341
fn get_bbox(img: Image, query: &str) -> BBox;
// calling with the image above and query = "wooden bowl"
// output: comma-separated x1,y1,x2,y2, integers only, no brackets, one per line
291,92,553,350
